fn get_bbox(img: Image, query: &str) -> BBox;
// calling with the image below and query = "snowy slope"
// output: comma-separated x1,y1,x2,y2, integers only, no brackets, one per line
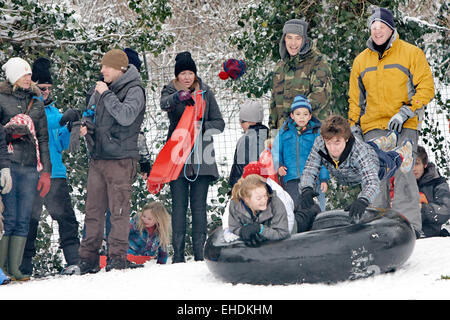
1,237,449,300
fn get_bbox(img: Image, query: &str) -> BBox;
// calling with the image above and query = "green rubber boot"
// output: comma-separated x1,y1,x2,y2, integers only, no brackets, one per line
0,236,11,277
8,236,30,281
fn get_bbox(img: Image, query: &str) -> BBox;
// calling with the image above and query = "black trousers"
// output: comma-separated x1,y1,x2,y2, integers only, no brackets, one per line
169,175,211,261
23,178,80,264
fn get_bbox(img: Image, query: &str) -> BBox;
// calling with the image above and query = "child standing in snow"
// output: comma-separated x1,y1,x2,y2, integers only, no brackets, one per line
271,94,329,210
228,101,269,188
228,174,290,247
128,202,171,264
299,115,413,223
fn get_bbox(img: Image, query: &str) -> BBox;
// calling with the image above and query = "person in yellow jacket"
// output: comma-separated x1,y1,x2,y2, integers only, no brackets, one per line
348,7,435,237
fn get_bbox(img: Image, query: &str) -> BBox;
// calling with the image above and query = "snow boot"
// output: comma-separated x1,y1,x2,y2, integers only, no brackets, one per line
370,131,397,151
77,259,100,275
172,233,186,263
0,236,11,277
8,236,30,281
192,233,206,261
19,254,33,276
393,140,413,173
105,257,127,272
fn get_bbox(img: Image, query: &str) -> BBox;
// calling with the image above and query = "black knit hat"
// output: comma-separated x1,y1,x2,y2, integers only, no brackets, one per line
124,48,141,72
174,51,197,77
32,57,53,84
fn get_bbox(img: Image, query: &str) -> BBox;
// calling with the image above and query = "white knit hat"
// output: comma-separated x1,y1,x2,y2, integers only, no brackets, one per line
239,101,264,123
2,57,32,85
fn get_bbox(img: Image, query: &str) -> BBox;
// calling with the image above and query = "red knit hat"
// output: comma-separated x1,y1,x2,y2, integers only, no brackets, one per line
242,161,270,179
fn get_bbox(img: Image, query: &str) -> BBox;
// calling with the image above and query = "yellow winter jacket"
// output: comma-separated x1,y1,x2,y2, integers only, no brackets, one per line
348,31,435,133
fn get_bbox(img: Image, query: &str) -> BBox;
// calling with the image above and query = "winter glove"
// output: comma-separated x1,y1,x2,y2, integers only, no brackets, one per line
345,197,369,222
350,124,364,141
387,105,415,133
0,168,12,194
139,161,152,176
37,172,51,198
59,109,81,129
299,187,318,209
239,223,263,247
68,121,81,153
178,90,192,101
175,90,195,106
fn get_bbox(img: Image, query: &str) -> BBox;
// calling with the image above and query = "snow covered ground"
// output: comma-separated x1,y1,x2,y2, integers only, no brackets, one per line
1,237,449,300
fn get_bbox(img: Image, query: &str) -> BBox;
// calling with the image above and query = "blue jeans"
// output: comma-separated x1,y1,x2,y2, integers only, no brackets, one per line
2,164,39,237
367,141,402,180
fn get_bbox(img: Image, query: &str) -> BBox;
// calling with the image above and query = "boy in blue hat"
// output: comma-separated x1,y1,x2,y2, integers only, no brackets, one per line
271,94,329,210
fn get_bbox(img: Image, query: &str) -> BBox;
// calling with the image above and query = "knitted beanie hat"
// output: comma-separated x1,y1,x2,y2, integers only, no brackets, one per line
2,57,32,85
32,57,53,84
174,51,197,77
239,101,264,123
123,48,141,72
368,7,395,30
101,49,129,72
291,94,312,113
242,161,270,179
218,59,247,80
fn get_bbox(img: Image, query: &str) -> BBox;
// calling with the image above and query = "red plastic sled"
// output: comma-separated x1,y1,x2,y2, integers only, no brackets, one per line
99,255,152,269
147,90,206,194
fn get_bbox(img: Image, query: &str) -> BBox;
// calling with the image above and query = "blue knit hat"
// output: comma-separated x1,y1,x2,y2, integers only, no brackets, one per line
291,95,311,113
368,7,395,30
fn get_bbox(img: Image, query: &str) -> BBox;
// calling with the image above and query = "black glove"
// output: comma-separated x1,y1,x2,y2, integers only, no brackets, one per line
345,198,369,222
59,109,81,128
299,187,318,209
68,121,81,153
139,161,152,175
239,223,263,247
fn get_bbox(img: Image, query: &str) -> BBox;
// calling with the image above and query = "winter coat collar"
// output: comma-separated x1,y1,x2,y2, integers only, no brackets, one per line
239,183,276,222
417,163,446,188
367,29,399,58
0,81,41,97
108,64,142,93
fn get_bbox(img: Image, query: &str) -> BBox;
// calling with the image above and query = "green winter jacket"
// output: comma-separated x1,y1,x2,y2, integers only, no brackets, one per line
269,45,332,130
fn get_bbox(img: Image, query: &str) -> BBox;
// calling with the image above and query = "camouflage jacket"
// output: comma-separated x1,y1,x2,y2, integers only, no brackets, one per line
269,47,332,130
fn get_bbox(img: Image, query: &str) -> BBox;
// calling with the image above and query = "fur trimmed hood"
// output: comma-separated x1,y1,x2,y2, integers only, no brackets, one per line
0,80,41,97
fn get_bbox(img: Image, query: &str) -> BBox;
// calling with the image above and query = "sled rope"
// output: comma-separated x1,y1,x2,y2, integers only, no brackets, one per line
184,90,205,182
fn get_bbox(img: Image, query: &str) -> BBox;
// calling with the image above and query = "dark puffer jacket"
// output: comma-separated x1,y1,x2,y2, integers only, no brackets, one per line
417,163,450,237
0,81,50,172
87,65,146,160
160,77,225,180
